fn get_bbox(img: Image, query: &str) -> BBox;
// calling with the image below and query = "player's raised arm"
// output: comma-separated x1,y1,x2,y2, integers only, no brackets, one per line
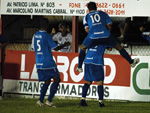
53,42,71,51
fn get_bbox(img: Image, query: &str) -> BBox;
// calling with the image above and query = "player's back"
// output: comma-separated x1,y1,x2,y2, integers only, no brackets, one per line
33,30,57,69
84,45,106,65
84,11,112,39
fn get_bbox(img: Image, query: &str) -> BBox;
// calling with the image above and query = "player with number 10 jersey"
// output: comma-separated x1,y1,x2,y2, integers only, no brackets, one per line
83,10,112,39
77,2,140,75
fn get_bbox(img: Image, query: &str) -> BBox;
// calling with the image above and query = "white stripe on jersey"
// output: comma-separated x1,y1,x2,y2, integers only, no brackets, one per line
37,63,43,65
94,31,104,34
84,62,104,66
142,32,150,35
31,36,35,50
37,52,43,54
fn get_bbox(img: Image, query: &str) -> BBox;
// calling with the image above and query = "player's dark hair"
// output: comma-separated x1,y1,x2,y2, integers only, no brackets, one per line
58,21,67,28
40,18,49,28
87,2,97,10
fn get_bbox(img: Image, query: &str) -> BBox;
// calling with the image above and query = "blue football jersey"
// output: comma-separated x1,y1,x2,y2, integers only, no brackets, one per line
32,30,57,69
83,11,112,39
84,45,107,65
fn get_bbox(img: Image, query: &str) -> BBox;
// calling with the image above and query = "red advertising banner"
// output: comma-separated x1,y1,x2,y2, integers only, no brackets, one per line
4,50,130,86
3,51,150,101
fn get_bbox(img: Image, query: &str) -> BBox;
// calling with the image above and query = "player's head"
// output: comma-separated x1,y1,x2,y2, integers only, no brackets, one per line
40,18,49,30
58,21,68,35
87,2,97,11
58,21,67,29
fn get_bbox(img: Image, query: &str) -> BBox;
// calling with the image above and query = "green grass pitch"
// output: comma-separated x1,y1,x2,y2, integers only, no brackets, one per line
0,97,150,113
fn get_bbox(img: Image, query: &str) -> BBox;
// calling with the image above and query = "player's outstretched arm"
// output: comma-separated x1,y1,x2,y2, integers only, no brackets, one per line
53,45,64,51
53,42,70,51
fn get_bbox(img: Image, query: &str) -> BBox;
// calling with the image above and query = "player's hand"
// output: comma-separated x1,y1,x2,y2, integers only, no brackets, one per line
140,26,146,32
107,47,112,51
64,42,71,46
76,67,83,73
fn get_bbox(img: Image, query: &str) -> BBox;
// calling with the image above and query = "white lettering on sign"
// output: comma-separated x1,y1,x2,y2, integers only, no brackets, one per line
30,64,38,79
70,57,84,82
20,54,30,79
57,56,69,81
20,54,117,84
104,58,116,84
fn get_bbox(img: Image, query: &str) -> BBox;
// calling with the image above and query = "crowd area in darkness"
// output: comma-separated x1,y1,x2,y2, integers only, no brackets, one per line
2,15,150,46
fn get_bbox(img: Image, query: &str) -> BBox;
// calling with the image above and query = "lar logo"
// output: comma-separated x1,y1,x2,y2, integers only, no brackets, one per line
133,63,150,95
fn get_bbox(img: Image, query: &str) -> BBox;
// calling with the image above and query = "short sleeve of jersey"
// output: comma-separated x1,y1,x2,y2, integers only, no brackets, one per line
105,12,112,25
83,16,89,29
47,34,57,50
31,36,34,50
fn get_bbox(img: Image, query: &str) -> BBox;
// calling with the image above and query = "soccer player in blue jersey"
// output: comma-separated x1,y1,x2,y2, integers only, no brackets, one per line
31,18,66,107
79,45,111,107
77,2,139,72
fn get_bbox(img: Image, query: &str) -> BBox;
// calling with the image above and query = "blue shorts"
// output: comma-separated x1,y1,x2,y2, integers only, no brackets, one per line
83,35,119,48
84,64,104,82
37,68,60,82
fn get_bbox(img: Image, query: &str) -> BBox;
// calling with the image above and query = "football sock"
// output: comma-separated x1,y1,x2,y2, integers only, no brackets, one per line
97,85,104,101
82,83,90,98
78,49,86,68
48,82,59,102
119,48,133,64
81,97,86,100
39,83,49,103
99,100,103,103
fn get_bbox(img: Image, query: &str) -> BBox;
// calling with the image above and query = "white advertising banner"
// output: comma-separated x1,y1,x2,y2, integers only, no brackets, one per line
2,50,150,102
1,0,150,17
130,56,150,101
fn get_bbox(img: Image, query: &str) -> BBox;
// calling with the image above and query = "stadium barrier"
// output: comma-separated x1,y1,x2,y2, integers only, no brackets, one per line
2,50,150,102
